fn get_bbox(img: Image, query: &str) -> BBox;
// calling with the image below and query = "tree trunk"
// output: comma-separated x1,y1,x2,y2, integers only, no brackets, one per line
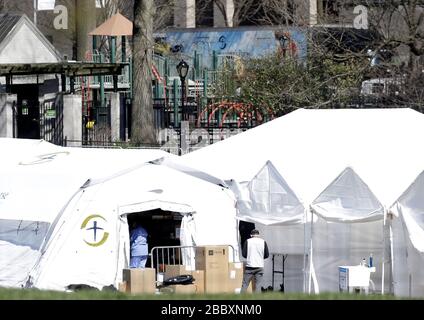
76,0,96,61
132,0,156,145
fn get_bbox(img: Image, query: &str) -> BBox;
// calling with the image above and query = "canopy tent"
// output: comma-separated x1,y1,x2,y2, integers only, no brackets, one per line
232,161,305,226
181,108,424,207
0,138,238,291
390,170,424,297
309,167,388,293
29,163,238,291
228,160,309,292
176,108,424,295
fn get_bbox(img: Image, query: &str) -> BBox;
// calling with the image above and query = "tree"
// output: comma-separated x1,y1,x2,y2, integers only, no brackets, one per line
209,0,424,112
214,0,262,27
195,0,263,27
131,0,157,145
212,50,366,116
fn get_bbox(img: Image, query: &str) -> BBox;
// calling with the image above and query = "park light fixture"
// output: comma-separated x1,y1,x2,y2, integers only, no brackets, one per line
176,60,190,123
176,59,189,80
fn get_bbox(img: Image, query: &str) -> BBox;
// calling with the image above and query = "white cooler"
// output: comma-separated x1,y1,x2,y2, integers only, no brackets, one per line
339,265,376,294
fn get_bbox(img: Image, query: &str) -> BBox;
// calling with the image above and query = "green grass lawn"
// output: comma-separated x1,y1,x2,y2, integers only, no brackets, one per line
0,287,414,300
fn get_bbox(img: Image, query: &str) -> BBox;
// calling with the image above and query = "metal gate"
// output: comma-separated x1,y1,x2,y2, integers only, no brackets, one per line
82,99,112,146
149,244,236,272
39,93,64,145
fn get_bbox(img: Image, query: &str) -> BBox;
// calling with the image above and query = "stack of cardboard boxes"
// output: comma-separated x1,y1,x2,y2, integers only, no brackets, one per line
120,268,156,294
118,246,253,294
195,245,229,293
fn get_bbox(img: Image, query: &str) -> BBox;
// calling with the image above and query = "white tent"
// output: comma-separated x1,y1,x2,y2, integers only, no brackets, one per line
228,160,309,292
390,170,424,297
233,161,305,226
0,138,238,291
309,167,386,293
176,108,424,294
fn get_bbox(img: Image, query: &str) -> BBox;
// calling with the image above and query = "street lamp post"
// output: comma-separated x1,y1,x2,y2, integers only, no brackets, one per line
176,59,189,121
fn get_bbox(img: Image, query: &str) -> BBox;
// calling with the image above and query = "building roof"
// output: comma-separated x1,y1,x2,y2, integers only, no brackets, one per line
89,12,133,36
0,13,62,63
0,62,127,77
0,13,21,45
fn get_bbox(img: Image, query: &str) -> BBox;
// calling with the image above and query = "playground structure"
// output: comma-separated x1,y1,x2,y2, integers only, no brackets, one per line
68,14,303,146
197,101,275,128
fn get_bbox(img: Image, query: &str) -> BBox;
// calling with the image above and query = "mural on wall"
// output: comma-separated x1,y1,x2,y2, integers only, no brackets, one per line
156,28,307,68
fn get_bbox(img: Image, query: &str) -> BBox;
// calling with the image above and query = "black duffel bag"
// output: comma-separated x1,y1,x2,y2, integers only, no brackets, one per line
163,274,194,286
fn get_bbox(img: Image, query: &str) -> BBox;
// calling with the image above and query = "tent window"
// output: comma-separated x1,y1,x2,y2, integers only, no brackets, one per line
0,219,49,250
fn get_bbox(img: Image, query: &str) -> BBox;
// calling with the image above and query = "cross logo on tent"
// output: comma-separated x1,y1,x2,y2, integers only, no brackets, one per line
80,214,109,247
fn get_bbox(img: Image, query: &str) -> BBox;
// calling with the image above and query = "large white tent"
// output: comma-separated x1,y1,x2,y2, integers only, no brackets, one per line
309,167,386,293
227,160,309,292
390,170,424,297
176,108,424,294
0,138,238,291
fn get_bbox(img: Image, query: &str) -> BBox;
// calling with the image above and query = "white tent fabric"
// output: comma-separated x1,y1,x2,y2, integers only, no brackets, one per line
309,167,388,293
0,139,170,223
233,161,305,226
311,167,384,223
308,217,387,293
175,108,424,294
29,163,238,291
180,214,198,270
0,138,238,291
180,108,424,207
0,139,171,288
158,156,229,187
227,161,310,292
390,170,424,297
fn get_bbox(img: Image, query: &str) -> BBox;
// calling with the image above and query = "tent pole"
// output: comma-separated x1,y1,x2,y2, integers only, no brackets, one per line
303,208,307,293
389,217,394,295
308,207,314,294
381,207,387,294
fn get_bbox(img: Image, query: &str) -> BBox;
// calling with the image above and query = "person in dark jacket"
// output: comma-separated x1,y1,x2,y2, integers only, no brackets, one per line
240,229,269,293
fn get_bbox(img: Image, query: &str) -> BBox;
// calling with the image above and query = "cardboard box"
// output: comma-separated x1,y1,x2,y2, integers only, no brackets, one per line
228,262,243,293
122,268,156,294
227,262,253,293
204,269,228,293
164,265,192,279
195,246,229,271
164,265,205,294
196,246,229,294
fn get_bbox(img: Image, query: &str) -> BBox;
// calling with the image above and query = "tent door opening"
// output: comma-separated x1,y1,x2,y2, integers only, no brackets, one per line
239,220,255,247
127,209,183,270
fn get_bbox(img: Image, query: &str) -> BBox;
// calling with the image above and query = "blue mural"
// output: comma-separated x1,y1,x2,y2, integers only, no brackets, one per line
158,27,308,68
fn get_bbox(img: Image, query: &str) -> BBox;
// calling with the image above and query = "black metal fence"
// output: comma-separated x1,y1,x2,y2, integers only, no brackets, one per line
40,93,64,146
82,99,112,146
153,97,201,129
